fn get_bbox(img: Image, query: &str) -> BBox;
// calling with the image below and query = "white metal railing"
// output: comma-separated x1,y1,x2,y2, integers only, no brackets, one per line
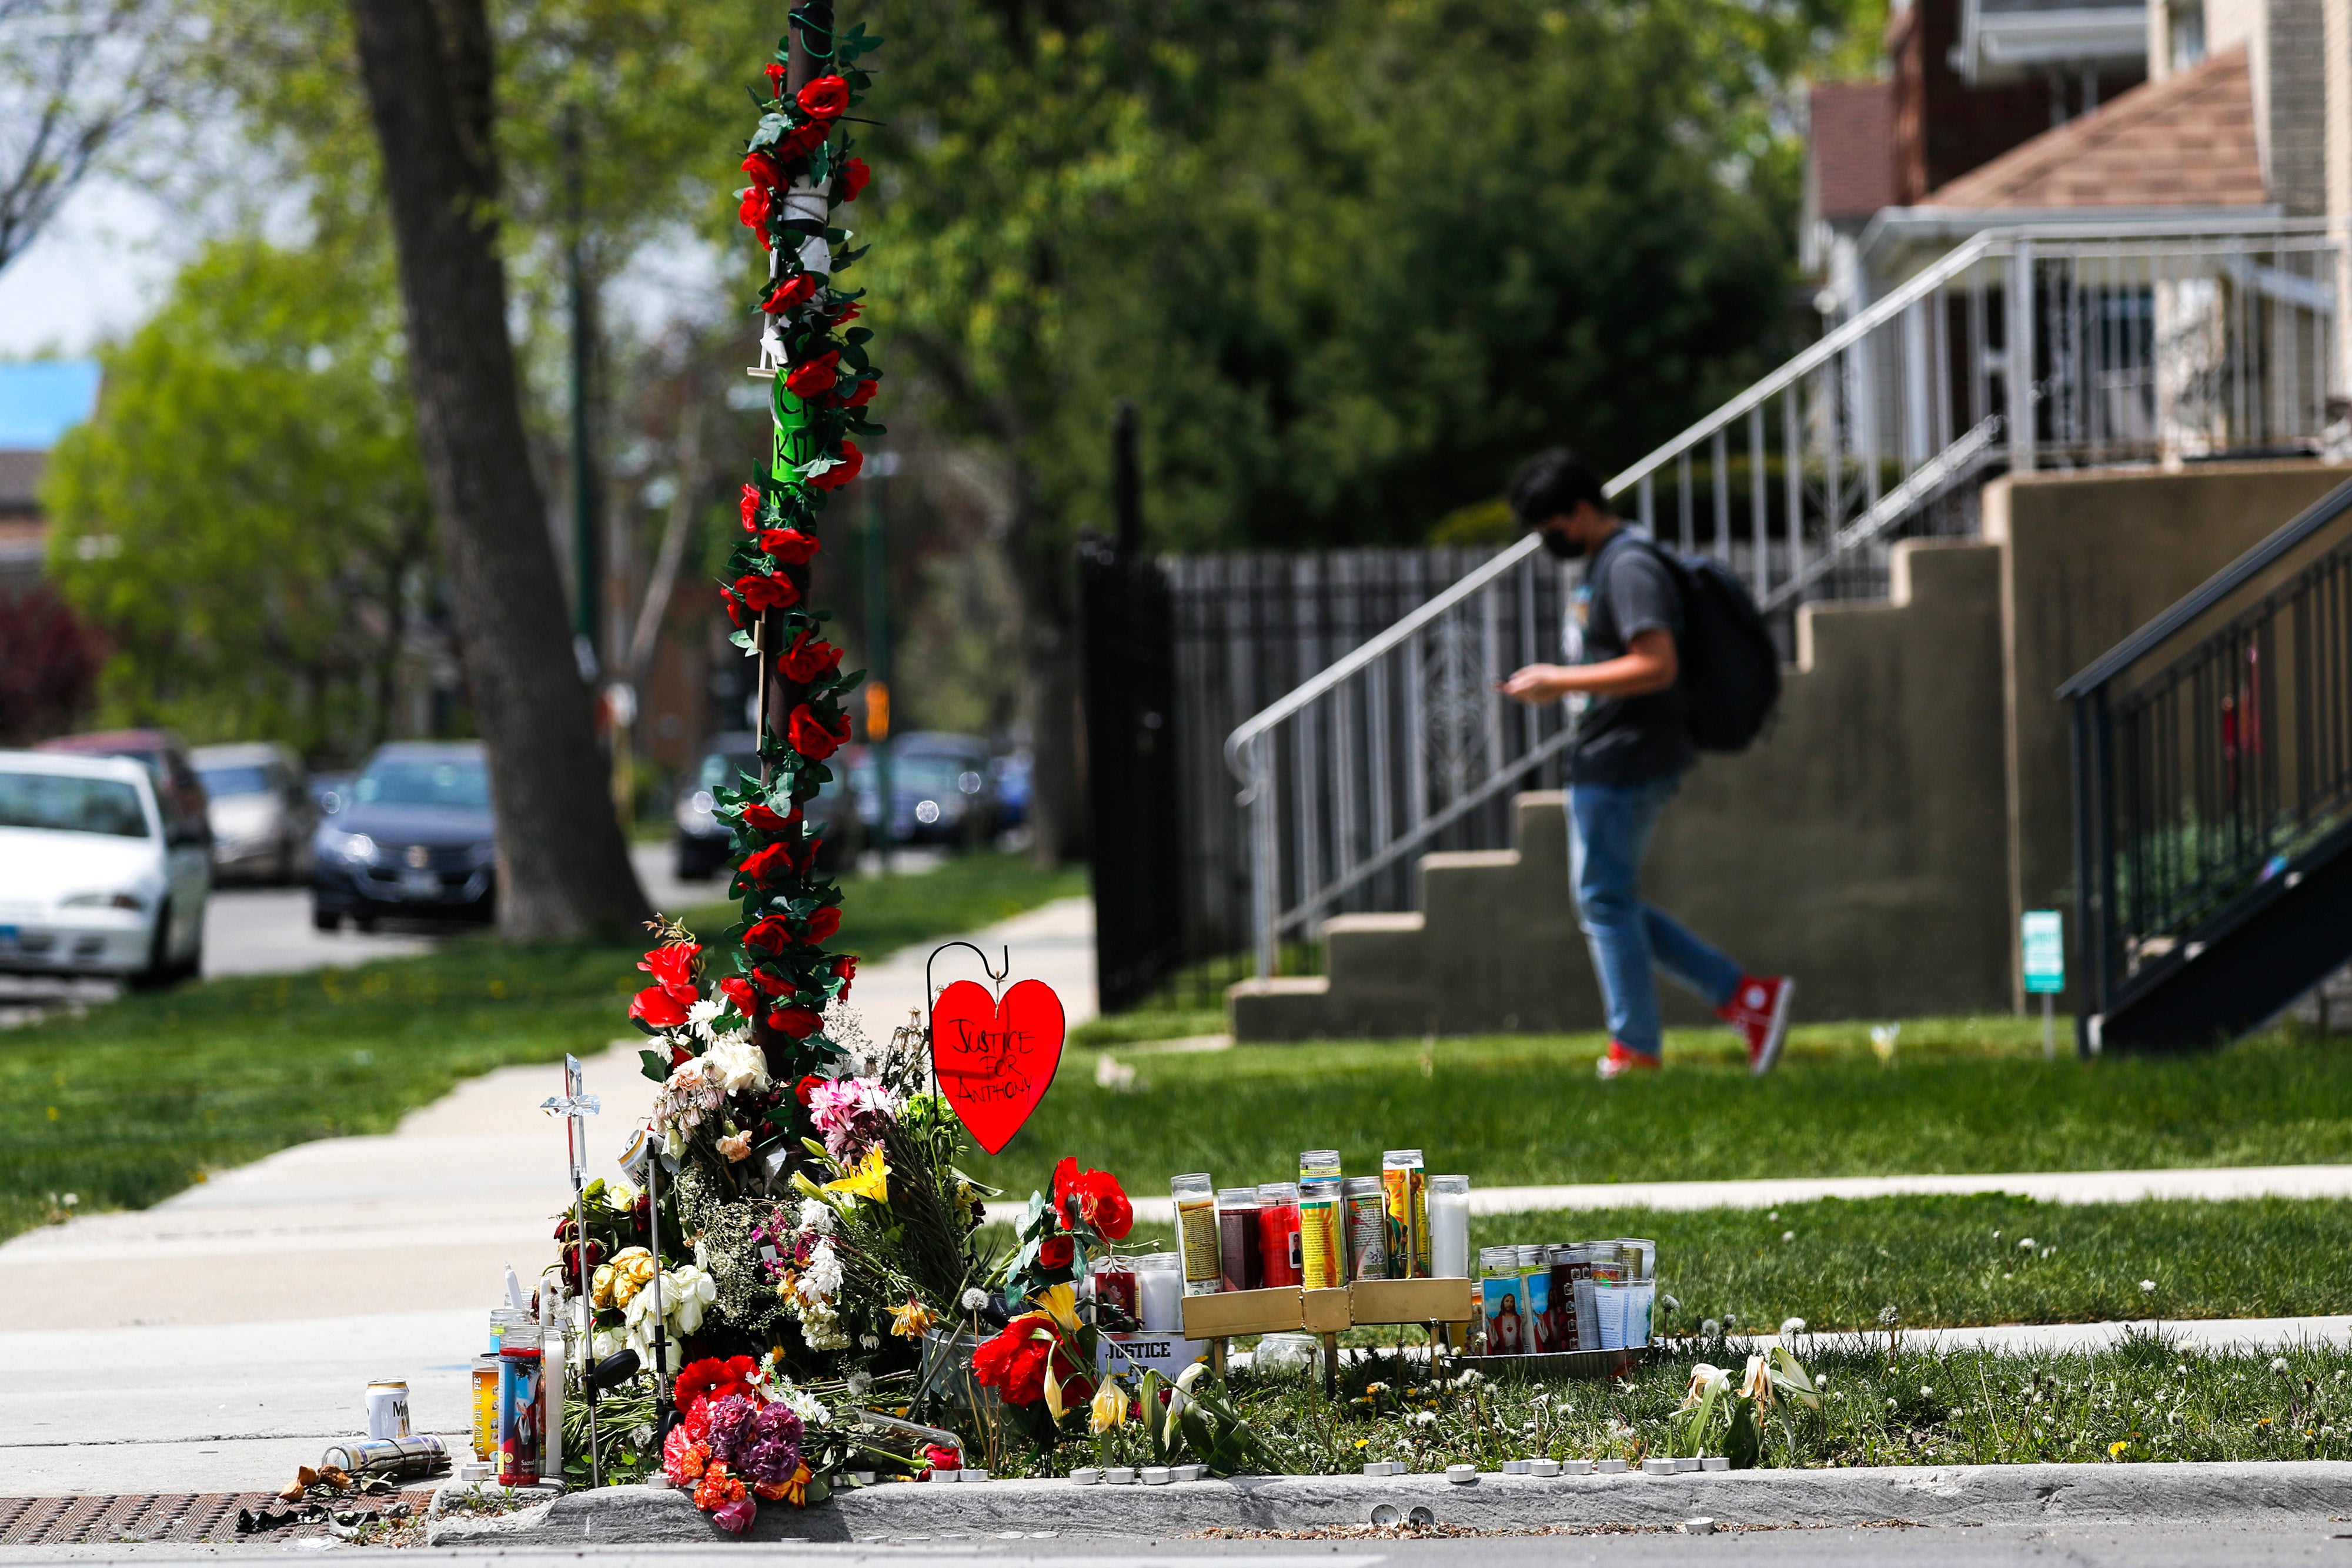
1226,218,2344,978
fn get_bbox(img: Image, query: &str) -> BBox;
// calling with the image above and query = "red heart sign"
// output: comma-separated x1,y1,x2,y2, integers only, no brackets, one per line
929,978,1066,1155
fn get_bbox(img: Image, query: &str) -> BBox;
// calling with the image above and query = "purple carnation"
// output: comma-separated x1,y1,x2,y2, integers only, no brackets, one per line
704,1394,760,1467
743,1400,804,1488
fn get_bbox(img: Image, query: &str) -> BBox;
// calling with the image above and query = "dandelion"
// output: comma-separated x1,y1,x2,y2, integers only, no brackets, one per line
1781,1231,1796,1243
1780,1317,1808,1337
2273,1358,2290,1374
2017,1237,2036,1252
1920,1385,1934,1398
1413,1410,1438,1428
2141,1279,2157,1293
1701,1319,1723,1339
960,1288,990,1313
1877,1305,1901,1326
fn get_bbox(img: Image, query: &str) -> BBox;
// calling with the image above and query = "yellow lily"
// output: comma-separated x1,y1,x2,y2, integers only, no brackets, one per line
890,1298,935,1340
1090,1382,1128,1434
1033,1281,1082,1333
824,1145,891,1203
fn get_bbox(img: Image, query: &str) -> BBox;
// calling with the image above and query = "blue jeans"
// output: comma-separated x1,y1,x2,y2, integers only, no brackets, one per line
1568,775,1744,1058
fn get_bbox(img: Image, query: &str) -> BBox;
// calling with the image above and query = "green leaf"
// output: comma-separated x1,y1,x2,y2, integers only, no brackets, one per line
639,1049,669,1084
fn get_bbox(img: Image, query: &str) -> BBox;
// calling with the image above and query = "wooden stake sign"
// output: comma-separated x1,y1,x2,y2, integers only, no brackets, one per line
926,942,1065,1154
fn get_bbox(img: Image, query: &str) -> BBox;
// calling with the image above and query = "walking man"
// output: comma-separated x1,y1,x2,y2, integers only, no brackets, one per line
1498,447,1793,1078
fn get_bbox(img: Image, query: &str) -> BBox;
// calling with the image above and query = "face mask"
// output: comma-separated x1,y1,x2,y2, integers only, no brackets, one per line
1538,528,1586,561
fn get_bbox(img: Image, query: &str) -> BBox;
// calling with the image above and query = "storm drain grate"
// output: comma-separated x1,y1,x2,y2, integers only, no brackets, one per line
0,1490,436,1544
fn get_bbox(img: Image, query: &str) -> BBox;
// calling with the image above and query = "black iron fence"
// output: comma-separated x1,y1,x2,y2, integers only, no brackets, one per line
2066,475,2352,1042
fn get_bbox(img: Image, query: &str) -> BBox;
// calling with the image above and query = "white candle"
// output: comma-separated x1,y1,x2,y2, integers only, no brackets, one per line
543,1332,564,1486
1426,1176,1471,1278
1137,1253,1182,1332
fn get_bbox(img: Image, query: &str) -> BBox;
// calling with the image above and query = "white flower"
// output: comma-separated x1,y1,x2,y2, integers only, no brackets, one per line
1780,1318,1808,1337
590,1328,625,1360
1451,1369,1484,1389
798,1198,837,1235
703,1037,771,1096
1781,1231,1795,1243
846,1370,873,1396
801,1239,844,1301
859,1334,881,1350
1919,1385,1934,1398
2272,1357,2290,1373
2140,1280,2157,1293
961,1287,990,1312
686,997,724,1038
773,1380,830,1427
799,1298,849,1352
1412,1410,1438,1427
2017,1237,2036,1252
1700,1319,1722,1339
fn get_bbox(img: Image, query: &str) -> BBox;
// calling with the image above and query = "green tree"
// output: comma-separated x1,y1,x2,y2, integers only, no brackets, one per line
42,236,437,758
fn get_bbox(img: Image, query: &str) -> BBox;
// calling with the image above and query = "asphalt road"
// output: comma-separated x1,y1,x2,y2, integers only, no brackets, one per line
3,1517,2351,1563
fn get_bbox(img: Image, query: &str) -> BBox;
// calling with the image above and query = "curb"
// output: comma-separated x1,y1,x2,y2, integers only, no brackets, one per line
425,1460,2352,1544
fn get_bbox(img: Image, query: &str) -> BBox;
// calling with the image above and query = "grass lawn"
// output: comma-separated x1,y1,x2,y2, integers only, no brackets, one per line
0,851,1083,1246
970,1021,2352,1203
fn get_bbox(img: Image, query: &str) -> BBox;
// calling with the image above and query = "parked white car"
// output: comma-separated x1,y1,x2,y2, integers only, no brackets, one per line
193,740,316,882
0,749,210,988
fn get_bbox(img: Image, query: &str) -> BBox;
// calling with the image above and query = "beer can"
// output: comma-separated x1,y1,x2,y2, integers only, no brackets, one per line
365,1379,411,1440
1341,1176,1387,1282
322,1434,449,1480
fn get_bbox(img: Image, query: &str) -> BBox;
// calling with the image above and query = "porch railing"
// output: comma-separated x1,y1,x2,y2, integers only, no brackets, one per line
1227,218,2344,978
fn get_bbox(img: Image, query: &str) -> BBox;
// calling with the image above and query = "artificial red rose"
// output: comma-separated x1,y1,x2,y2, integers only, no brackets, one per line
676,1355,759,1411
794,1074,823,1107
797,905,842,945
738,184,773,244
670,1040,694,1067
837,156,871,200
760,527,820,564
763,62,786,95
639,942,700,1004
796,74,850,119
768,1005,822,1039
787,704,852,761
831,954,857,997
809,440,863,490
717,975,757,1018
733,572,800,614
750,965,792,996
738,841,792,884
740,151,780,191
779,631,841,682
923,1444,960,1473
740,483,763,531
1038,1234,1074,1271
763,273,818,316
777,119,828,162
784,351,840,399
839,379,877,409
829,300,863,327
629,985,690,1029
1053,1158,1134,1239
740,802,798,833
744,915,791,952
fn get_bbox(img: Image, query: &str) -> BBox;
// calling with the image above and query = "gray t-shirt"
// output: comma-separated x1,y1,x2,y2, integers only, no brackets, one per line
1565,530,1693,784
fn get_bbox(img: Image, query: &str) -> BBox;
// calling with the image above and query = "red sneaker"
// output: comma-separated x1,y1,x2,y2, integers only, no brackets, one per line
1596,1041,1661,1079
1719,975,1794,1074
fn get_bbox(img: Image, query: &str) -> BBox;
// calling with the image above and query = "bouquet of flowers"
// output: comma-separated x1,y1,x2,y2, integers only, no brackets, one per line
660,1356,829,1532
964,1158,1136,1446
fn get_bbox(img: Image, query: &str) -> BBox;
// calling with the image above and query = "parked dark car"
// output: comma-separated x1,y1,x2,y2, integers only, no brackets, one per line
312,741,496,930
673,731,858,880
851,732,1001,847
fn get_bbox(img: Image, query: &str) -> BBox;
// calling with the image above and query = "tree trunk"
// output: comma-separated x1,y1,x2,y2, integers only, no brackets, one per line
346,0,649,941
1005,494,1087,866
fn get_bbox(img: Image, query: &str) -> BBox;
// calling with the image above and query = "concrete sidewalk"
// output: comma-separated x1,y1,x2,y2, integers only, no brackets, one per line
0,897,1095,1495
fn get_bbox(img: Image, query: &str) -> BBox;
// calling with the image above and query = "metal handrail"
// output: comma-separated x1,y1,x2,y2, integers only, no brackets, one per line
1226,215,2337,788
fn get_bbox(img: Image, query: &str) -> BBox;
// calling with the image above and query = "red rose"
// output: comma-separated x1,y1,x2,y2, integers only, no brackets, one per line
1039,1234,1074,1271
778,120,827,161
717,975,757,1017
831,954,857,998
923,1443,960,1473
970,1320,1053,1405
760,527,820,564
740,802,797,833
1052,1158,1134,1239
796,74,850,119
740,152,780,191
788,704,852,761
733,572,800,614
763,62,786,95
677,1355,759,1412
794,1074,823,1106
750,965,792,996
737,184,773,245
827,301,863,329
638,942,700,1004
780,631,841,681
745,915,792,952
837,156,871,200
763,273,818,316
739,483,763,531
838,379,877,409
738,841,792,883
797,905,841,945
768,1005,822,1039
629,985,690,1029
809,440,862,490
784,350,840,398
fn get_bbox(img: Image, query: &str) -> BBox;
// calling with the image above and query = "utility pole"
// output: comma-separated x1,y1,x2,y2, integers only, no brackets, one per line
566,106,599,678
864,456,892,872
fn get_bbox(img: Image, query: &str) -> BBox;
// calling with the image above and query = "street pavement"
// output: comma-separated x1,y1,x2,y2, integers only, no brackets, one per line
0,890,1095,1496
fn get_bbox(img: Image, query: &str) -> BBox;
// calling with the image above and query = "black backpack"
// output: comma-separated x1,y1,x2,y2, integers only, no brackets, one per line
1632,537,1781,753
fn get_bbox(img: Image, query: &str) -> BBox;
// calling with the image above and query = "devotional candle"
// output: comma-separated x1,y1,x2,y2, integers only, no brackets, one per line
1427,1175,1471,1278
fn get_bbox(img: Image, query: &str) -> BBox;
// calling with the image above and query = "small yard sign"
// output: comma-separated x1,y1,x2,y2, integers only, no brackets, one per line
2021,910,2065,994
